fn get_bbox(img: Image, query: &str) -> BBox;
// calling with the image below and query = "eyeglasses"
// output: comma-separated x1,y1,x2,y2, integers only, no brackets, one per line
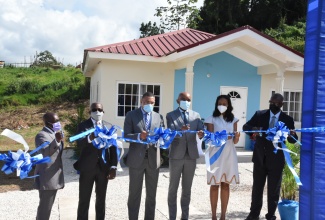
91,108,103,112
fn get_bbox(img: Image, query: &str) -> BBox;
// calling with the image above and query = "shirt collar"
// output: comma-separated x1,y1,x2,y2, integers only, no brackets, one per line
270,111,281,119
141,107,151,115
178,107,188,113
91,117,102,126
44,126,55,134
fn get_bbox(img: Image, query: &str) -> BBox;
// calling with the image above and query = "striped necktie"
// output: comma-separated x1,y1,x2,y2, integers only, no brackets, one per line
144,113,150,131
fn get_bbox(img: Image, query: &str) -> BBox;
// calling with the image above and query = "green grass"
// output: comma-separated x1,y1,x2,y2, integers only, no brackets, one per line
0,66,90,152
0,66,89,107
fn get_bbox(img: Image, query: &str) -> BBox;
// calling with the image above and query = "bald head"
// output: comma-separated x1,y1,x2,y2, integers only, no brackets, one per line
177,92,191,104
43,112,59,128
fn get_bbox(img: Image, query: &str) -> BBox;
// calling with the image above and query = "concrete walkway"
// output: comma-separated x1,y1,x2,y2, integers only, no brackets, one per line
0,149,281,219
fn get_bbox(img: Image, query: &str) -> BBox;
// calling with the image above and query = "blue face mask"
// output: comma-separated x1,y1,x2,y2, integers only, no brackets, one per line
180,100,191,111
143,104,153,113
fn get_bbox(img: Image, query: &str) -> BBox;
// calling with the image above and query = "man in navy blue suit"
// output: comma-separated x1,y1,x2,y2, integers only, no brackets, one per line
243,93,298,220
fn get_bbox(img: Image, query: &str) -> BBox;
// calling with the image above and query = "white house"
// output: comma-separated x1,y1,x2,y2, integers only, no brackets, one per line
82,26,304,149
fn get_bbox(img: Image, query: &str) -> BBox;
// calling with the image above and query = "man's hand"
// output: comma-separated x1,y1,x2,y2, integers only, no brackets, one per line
89,132,96,141
55,131,63,142
140,131,148,140
197,130,204,139
108,169,116,180
181,124,190,131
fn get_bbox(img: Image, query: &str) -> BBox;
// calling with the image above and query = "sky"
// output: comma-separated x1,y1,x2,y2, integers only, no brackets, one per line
0,0,204,66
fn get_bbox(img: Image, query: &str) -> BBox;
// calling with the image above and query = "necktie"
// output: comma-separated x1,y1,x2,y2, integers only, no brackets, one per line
144,113,150,131
269,115,276,128
182,111,188,125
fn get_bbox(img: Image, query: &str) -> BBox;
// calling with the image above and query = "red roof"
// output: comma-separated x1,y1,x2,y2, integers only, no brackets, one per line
85,28,216,57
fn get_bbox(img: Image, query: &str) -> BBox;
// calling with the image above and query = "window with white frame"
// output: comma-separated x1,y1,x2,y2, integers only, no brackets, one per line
117,83,161,116
272,90,302,122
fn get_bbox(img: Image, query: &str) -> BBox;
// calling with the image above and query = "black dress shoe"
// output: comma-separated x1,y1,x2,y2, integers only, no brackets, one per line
245,216,259,220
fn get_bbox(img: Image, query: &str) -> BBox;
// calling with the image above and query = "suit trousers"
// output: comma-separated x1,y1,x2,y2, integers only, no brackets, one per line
36,189,57,220
77,163,108,220
168,157,196,220
128,158,159,220
249,162,283,219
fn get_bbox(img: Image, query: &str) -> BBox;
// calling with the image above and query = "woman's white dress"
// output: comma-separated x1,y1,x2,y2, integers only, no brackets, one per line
205,115,240,185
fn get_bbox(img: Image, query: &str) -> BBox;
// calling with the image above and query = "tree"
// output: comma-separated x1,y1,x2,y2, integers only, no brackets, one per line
32,50,60,67
139,21,165,38
154,0,201,31
195,0,307,34
195,0,243,34
264,19,306,54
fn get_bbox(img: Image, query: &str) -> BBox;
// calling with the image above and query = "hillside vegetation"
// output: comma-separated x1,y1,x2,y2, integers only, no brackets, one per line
0,66,90,151
0,66,89,107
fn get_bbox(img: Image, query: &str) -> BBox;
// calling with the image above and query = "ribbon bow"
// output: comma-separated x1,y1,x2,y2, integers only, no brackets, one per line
265,121,302,185
0,129,51,179
146,127,179,149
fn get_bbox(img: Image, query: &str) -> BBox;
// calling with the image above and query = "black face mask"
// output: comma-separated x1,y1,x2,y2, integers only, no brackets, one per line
269,104,281,114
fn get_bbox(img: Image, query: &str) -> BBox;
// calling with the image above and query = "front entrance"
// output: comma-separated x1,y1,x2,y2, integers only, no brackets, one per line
220,86,248,148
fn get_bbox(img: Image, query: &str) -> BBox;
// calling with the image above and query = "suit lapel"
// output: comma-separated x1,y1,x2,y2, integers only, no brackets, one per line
135,108,146,130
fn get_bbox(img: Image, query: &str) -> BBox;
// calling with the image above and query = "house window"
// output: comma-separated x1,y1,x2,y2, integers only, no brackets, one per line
117,83,161,116
272,91,302,122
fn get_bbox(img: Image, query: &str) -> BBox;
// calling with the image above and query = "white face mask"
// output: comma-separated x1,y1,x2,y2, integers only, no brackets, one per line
180,100,191,111
218,105,227,114
91,111,104,121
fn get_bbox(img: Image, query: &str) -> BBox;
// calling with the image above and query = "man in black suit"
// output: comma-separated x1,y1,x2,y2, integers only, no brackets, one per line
74,102,118,220
243,93,297,220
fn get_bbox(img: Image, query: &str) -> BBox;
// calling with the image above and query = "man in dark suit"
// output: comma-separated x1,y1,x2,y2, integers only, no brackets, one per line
74,102,118,220
243,93,298,220
166,91,204,220
34,112,64,220
123,92,165,220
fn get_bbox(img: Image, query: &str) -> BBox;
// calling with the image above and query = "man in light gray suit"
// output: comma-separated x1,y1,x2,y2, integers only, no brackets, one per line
124,92,165,220
34,112,64,220
167,92,204,220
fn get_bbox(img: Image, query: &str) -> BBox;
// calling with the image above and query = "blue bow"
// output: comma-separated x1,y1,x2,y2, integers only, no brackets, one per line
146,127,180,149
0,141,51,179
92,125,120,163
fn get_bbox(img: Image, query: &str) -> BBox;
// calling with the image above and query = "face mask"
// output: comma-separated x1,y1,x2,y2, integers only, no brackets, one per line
143,104,153,113
218,105,227,114
52,122,62,132
180,101,191,111
91,111,104,121
269,104,281,114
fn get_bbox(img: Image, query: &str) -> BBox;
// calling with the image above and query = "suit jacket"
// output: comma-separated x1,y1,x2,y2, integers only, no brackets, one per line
124,108,164,169
34,127,64,190
243,109,297,168
73,118,118,175
166,108,204,160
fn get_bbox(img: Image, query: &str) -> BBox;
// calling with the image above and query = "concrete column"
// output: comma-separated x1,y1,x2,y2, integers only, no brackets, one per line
275,68,285,94
185,61,195,100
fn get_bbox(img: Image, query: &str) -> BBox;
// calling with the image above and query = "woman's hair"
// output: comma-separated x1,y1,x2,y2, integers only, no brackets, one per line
212,95,234,122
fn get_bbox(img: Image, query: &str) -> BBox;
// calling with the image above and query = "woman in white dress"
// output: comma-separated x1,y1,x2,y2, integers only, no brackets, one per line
205,95,240,220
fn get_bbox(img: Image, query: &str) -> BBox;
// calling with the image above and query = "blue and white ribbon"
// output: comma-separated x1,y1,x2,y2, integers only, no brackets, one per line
202,130,229,173
265,121,302,185
92,125,124,171
0,129,51,179
69,128,95,142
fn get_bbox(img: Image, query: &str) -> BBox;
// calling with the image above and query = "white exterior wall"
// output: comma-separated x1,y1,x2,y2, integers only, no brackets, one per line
260,71,303,130
260,71,303,109
94,60,175,128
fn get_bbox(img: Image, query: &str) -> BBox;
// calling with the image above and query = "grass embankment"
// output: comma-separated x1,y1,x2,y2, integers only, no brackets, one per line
0,67,89,151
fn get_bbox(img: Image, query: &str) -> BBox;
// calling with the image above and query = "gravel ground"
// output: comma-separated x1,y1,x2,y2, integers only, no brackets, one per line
0,149,280,220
